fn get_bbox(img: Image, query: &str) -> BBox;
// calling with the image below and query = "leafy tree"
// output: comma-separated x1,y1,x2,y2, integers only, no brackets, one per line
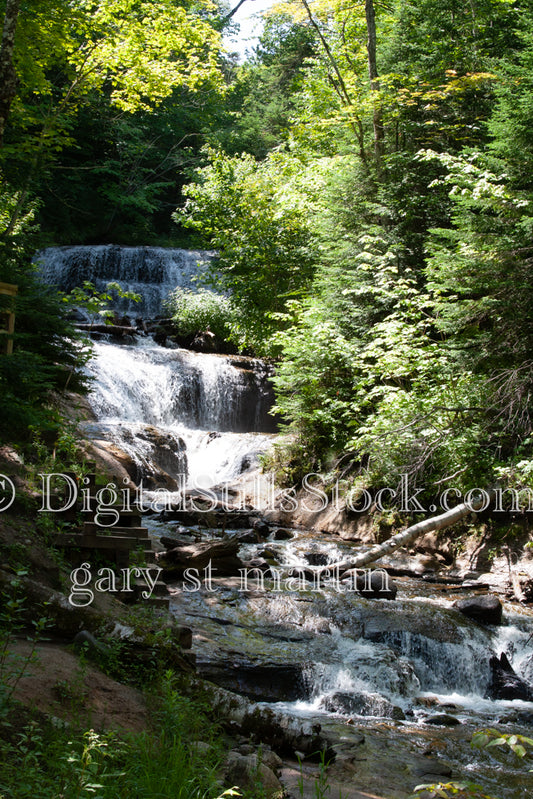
177,148,323,352
215,11,316,158
0,0,226,237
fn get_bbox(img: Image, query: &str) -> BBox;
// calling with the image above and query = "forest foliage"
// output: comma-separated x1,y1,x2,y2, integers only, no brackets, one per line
2,0,533,495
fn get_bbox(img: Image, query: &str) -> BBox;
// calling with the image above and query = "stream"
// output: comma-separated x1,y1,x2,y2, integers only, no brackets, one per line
40,245,533,798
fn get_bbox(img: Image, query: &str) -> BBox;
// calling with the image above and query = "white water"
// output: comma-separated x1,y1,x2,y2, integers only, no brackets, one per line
84,338,275,488
37,245,276,489
36,245,213,317
232,534,533,723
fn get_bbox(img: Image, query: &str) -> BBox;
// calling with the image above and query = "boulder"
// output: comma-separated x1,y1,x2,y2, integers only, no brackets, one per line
488,652,533,701
271,528,294,541
304,552,330,567
252,518,271,537
156,536,245,576
237,529,261,544
424,714,461,726
160,534,196,550
454,594,503,625
410,758,453,779
223,752,283,798
322,691,405,720
342,568,398,600
196,661,304,702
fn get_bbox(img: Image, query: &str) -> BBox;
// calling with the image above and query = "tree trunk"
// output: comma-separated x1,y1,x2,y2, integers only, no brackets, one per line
365,0,384,166
0,0,22,147
325,490,495,573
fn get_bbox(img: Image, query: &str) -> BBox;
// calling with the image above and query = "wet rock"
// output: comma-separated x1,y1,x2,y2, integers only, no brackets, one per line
196,661,304,702
424,714,461,726
258,548,281,564
410,758,453,778
156,536,245,576
160,534,196,550
89,425,186,489
454,594,503,625
510,573,533,603
488,652,533,701
360,601,488,645
322,691,405,720
271,528,294,541
161,503,257,530
239,706,337,760
136,426,187,479
223,752,283,798
252,518,271,537
304,552,330,567
341,568,398,600
498,710,533,725
192,680,342,761
241,557,271,572
237,529,261,544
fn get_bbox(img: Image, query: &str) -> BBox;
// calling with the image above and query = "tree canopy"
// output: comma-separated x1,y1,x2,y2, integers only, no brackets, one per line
3,0,533,498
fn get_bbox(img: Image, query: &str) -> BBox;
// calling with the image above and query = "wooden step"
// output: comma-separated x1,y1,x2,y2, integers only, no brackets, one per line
53,533,139,551
82,522,149,538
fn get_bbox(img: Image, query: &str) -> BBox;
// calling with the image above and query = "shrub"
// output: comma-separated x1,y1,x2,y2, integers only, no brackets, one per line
164,287,235,342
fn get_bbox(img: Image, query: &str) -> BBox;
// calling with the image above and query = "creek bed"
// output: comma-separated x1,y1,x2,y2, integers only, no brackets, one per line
146,520,533,798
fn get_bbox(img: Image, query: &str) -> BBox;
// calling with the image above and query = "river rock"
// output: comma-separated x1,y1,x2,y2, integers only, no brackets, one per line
322,691,405,720
236,529,261,544
223,752,283,798
341,568,398,600
155,536,245,575
304,552,330,566
488,652,533,701
241,557,271,572
271,528,294,541
238,705,336,760
410,757,453,779
196,661,304,702
454,594,503,625
160,534,196,550
424,714,461,726
252,518,271,537
136,426,187,480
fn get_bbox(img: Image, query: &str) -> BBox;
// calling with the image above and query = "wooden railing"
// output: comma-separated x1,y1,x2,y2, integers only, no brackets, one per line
0,281,17,355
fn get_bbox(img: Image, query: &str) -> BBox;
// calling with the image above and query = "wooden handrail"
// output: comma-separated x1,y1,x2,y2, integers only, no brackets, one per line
0,282,17,355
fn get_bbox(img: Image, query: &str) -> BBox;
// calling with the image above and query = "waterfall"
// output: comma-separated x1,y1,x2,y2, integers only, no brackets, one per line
38,245,275,488
35,245,213,317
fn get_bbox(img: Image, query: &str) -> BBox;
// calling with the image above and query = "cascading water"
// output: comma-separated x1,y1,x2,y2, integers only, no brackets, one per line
83,338,275,487
38,245,276,488
168,524,533,724
36,245,212,317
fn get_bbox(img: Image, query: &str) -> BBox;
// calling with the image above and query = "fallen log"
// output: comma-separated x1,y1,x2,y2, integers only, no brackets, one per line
325,489,495,573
